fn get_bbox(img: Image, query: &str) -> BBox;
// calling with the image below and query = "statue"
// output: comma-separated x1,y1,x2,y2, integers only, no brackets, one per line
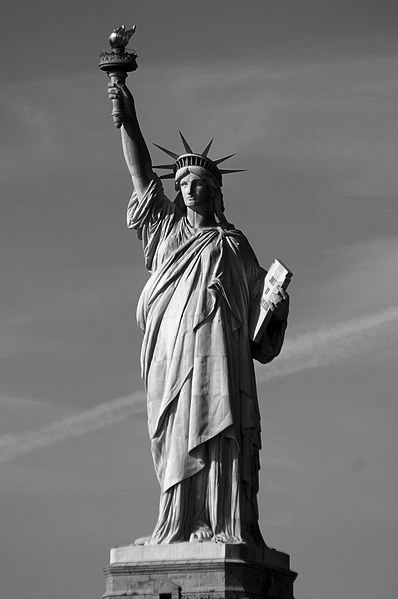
102,27,290,546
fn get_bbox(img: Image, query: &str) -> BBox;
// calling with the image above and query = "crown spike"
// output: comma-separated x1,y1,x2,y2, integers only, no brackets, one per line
179,131,193,153
153,164,175,170
219,168,246,175
213,153,236,166
201,138,214,157
159,173,176,180
153,143,179,160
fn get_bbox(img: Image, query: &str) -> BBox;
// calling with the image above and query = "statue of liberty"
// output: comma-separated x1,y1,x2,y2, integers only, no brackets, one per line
108,75,289,546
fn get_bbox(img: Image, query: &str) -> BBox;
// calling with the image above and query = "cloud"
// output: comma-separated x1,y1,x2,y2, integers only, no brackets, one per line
257,305,398,383
1,305,397,464
0,392,145,464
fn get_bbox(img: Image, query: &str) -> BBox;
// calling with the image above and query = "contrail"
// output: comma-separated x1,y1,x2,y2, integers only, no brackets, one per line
0,392,145,464
257,305,398,383
1,305,397,464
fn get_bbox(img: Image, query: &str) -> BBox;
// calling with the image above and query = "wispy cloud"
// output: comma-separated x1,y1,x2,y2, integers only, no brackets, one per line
0,392,145,464
257,305,398,383
0,305,397,464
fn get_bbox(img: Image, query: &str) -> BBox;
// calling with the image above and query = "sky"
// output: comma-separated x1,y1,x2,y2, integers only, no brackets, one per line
1,1,397,598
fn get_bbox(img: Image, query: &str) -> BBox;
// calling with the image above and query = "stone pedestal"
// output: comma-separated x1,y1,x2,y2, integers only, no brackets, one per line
103,543,297,599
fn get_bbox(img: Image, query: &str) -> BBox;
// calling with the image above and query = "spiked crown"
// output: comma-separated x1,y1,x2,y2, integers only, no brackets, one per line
153,132,244,189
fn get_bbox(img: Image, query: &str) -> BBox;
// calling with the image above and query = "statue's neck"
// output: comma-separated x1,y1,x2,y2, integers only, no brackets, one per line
186,205,217,230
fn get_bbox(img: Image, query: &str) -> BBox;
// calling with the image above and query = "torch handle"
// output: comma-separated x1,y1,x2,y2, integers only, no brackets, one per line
109,72,127,129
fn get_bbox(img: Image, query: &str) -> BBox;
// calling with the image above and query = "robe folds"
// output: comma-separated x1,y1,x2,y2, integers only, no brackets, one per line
127,177,287,544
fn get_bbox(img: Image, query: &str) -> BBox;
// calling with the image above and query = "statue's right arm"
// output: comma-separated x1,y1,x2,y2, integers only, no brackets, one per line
108,82,153,200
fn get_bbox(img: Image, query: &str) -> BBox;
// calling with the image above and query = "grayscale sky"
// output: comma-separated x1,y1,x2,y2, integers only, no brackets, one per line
1,1,397,598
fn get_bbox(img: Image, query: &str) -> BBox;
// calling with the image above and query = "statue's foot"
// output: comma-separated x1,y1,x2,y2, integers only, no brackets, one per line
212,533,244,544
134,536,151,546
189,521,213,543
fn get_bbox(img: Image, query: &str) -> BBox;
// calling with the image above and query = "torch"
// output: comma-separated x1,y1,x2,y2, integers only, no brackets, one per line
99,25,138,128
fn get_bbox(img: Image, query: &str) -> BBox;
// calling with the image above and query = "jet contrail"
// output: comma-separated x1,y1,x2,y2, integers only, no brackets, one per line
1,305,397,464
0,392,145,464
257,305,398,383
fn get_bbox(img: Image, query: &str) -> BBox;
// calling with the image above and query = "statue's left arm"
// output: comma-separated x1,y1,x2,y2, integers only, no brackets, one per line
240,234,290,364
251,298,289,364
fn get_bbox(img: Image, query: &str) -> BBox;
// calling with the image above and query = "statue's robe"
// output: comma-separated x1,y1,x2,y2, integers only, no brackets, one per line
127,177,287,544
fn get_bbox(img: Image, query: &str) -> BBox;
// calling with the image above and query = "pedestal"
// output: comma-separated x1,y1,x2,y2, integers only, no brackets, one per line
103,543,297,599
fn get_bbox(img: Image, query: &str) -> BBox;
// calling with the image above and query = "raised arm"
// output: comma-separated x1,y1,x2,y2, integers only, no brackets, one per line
108,82,153,199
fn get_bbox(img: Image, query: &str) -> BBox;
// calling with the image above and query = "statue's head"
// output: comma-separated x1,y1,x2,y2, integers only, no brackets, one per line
174,154,223,191
175,164,219,196
174,167,220,211
174,166,232,228
153,133,243,227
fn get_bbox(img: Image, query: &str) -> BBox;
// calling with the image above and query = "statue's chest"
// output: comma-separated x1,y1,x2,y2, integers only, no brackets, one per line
158,225,229,268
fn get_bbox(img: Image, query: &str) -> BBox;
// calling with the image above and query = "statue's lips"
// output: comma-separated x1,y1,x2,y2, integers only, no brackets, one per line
185,197,204,206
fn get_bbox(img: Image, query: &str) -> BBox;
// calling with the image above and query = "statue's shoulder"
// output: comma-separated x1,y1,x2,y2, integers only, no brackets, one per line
226,227,252,246
226,227,260,265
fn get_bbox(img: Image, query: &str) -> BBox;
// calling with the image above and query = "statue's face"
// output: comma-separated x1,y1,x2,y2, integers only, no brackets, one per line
179,173,211,208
